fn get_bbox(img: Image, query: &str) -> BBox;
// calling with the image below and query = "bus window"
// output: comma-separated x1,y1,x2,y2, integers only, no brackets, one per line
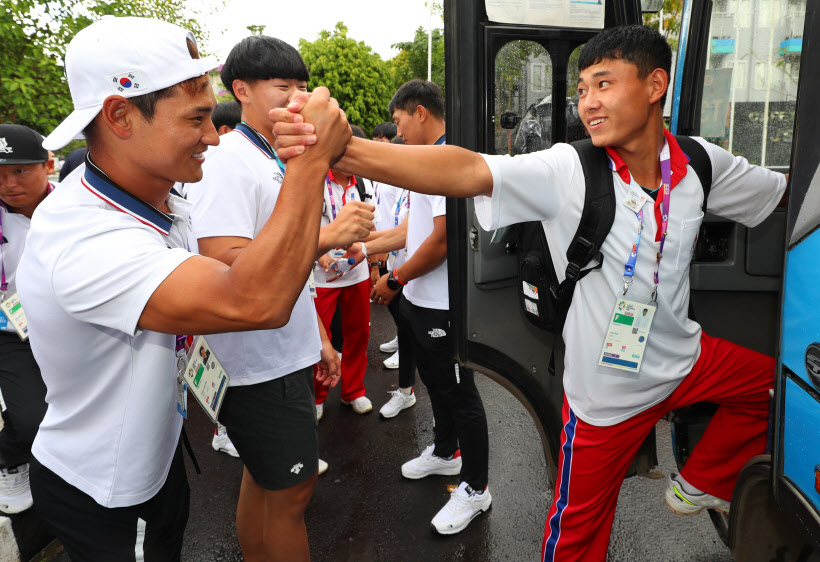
494,40,552,155
700,0,805,169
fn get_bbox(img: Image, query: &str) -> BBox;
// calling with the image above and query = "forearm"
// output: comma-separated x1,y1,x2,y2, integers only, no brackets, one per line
364,222,407,255
394,238,447,284
223,158,326,326
335,138,494,198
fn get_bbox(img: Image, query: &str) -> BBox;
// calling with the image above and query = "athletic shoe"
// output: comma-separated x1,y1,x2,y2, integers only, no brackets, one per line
212,423,240,458
379,389,416,418
665,473,730,515
341,396,372,414
383,350,399,369
380,336,399,353
431,481,492,535
401,444,462,479
316,403,324,422
0,464,33,514
318,459,329,475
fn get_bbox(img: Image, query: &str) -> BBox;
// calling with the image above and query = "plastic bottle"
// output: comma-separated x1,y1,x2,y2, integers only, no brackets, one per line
329,257,356,275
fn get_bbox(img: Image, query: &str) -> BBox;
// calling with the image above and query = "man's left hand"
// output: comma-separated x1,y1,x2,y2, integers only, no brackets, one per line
370,273,399,306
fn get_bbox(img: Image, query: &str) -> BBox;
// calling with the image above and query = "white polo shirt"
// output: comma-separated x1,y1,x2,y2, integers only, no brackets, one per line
187,123,321,387
475,133,786,426
17,159,194,507
403,193,449,310
0,182,56,332
313,171,370,288
374,181,398,232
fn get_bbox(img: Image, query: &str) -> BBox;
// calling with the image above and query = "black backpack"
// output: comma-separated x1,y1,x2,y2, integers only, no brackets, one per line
517,136,713,334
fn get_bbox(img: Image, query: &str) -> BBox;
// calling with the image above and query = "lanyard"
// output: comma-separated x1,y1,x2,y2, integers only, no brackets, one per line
235,122,285,175
394,189,409,228
325,176,356,220
622,147,672,302
0,211,6,296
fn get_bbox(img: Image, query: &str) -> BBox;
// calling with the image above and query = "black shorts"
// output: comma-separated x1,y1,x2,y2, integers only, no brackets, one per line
30,441,189,562
218,367,318,490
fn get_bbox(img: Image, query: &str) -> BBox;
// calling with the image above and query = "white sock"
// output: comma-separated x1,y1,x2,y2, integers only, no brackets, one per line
399,387,413,395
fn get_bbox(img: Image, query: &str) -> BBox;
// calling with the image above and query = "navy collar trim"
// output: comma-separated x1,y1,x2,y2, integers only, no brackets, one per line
434,134,446,145
235,122,274,159
81,154,173,236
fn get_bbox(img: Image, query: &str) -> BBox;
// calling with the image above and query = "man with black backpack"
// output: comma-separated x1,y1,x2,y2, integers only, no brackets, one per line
273,24,786,562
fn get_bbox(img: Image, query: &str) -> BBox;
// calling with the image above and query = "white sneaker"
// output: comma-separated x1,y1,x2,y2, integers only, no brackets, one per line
665,473,730,515
383,351,399,369
431,481,492,535
212,423,240,458
316,403,324,422
341,396,372,414
0,464,33,514
379,336,399,353
318,459,329,475
379,389,416,418
401,444,462,479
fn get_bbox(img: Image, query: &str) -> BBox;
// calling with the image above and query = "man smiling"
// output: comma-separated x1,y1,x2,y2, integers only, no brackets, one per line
272,25,785,562
17,16,350,560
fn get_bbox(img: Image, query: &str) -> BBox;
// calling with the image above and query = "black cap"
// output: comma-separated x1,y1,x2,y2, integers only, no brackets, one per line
0,124,49,165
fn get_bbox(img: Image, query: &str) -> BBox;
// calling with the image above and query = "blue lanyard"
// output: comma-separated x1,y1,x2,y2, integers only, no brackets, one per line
325,176,356,221
622,149,672,300
235,122,285,175
0,211,6,294
394,190,409,227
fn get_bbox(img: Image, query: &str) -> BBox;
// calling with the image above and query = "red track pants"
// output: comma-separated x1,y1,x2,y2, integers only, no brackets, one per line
313,279,370,404
542,332,773,561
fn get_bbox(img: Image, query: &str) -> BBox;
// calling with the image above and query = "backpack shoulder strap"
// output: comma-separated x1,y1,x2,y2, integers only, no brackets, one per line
674,135,713,214
552,140,616,301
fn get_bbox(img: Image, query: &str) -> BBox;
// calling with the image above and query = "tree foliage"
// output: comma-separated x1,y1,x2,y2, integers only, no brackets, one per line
643,0,684,51
0,0,211,153
390,26,445,95
299,22,395,135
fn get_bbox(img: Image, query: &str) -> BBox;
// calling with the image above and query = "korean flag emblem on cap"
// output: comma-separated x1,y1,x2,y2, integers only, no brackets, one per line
108,71,143,94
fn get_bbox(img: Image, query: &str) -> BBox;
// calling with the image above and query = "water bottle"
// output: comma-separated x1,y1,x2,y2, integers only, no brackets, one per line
329,257,356,275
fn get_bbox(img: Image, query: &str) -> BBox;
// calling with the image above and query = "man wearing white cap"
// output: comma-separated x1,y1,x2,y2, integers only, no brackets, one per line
16,16,351,560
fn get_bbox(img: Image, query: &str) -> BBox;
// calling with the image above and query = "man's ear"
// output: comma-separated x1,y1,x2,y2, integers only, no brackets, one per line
415,104,428,123
648,68,669,106
233,80,251,104
100,96,137,140
218,125,233,135
45,152,56,175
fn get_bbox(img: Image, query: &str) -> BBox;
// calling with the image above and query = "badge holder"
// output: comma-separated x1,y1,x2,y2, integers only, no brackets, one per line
181,336,230,423
0,292,28,341
598,295,657,374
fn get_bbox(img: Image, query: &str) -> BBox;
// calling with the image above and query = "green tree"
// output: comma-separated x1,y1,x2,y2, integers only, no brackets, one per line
0,0,212,154
643,0,684,51
390,26,445,95
299,22,395,135
246,24,265,35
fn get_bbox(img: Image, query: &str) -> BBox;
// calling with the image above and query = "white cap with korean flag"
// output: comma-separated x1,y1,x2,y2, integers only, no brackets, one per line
43,16,218,150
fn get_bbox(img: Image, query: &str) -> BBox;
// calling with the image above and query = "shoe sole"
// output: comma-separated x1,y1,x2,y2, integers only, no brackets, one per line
380,345,399,353
340,401,372,414
401,463,462,480
383,362,399,369
213,446,240,458
0,499,33,515
664,487,728,516
380,397,417,418
431,496,493,535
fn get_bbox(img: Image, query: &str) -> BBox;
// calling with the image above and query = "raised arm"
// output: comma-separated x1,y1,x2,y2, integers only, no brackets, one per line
271,95,494,199
139,89,350,335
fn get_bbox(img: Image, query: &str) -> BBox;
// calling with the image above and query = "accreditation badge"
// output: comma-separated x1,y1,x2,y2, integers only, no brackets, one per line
0,292,28,341
184,336,230,423
598,297,657,374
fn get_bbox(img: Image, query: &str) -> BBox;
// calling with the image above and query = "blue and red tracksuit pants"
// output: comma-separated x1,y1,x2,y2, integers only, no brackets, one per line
542,332,773,561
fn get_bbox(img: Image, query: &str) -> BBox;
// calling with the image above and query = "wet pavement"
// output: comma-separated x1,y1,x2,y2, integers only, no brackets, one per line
39,303,731,561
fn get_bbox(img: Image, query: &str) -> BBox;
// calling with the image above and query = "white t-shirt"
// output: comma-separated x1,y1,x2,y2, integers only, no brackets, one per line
403,193,449,310
0,183,58,332
17,161,193,508
475,134,786,426
187,125,321,387
313,172,370,288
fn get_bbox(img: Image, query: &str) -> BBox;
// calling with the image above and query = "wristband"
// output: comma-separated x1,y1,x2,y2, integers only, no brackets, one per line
393,268,407,286
370,261,381,268
360,242,368,260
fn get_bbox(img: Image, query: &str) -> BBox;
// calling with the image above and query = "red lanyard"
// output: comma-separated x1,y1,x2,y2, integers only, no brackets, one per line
325,176,356,220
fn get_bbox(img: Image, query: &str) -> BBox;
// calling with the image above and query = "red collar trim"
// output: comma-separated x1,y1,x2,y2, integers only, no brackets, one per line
327,170,357,189
603,131,692,242
603,130,690,190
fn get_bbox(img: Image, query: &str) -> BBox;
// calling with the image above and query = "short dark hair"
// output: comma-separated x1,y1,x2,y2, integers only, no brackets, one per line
578,25,672,106
212,100,242,131
372,122,397,140
388,80,444,120
83,39,210,141
350,125,367,139
220,36,309,100
391,136,406,145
